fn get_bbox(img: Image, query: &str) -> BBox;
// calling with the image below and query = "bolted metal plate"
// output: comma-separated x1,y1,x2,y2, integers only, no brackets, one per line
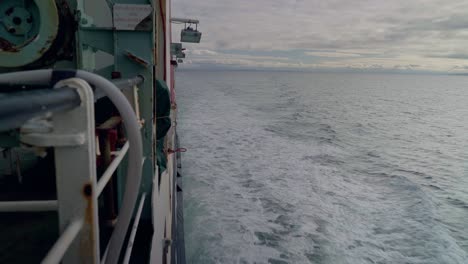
113,4,153,31
2,6,33,36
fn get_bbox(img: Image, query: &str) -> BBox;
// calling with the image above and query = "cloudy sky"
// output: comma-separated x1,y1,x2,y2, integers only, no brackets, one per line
172,0,468,73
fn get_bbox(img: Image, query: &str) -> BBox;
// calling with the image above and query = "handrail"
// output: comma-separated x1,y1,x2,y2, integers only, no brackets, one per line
112,76,144,90
75,71,143,264
0,200,58,212
94,76,144,101
97,141,130,196
41,219,84,264
0,71,144,263
0,87,81,132
123,193,146,264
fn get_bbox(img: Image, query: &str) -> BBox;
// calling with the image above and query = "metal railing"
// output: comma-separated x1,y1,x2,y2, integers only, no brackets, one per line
0,87,81,132
97,141,130,196
42,219,84,264
0,200,58,212
0,73,145,264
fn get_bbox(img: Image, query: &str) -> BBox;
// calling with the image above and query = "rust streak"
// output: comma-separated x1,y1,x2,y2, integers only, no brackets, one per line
81,182,97,263
0,38,18,52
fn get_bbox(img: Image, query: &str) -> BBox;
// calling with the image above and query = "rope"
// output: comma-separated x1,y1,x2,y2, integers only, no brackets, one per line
167,148,187,154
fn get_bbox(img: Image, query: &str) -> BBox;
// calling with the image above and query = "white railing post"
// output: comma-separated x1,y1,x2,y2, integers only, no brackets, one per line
48,78,100,263
54,78,100,263
20,78,100,263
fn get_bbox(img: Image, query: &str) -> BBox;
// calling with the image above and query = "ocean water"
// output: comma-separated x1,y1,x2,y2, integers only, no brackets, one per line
176,70,468,264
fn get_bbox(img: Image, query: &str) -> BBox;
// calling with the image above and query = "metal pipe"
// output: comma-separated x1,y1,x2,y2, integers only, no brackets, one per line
0,200,58,212
0,75,143,131
112,76,144,90
122,193,146,264
171,17,200,24
101,243,110,264
75,70,143,264
94,76,145,100
41,219,84,264
0,88,81,132
0,70,144,264
97,141,130,196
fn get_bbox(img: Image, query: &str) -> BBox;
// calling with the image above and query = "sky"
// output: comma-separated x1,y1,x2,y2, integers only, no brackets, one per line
171,0,468,73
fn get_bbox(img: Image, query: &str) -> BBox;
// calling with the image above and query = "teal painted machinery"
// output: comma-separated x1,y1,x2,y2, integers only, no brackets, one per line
0,0,159,213
0,0,60,68
0,0,178,263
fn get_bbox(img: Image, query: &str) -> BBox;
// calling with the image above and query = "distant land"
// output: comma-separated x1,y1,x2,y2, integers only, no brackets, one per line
176,63,457,75
449,73,468,76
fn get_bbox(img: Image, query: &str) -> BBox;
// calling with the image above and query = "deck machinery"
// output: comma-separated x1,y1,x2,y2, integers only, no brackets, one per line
0,0,200,263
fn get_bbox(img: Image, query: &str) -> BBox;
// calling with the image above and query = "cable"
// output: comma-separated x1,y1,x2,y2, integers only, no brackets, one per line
159,0,167,80
76,71,142,264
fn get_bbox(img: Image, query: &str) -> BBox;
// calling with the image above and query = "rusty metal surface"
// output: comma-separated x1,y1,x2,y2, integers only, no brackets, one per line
97,116,122,130
124,50,150,68
0,38,17,52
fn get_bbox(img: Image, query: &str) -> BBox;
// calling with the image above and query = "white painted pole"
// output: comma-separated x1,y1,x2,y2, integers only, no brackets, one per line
41,219,84,264
0,200,58,212
123,193,147,264
97,141,130,196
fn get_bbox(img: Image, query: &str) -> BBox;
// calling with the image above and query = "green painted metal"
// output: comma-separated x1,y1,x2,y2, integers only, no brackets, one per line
2,6,33,36
75,0,157,217
0,0,59,67
171,43,186,58
0,0,158,220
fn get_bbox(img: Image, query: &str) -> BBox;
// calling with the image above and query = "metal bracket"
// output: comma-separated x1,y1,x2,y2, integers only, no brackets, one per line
19,79,92,147
20,133,86,147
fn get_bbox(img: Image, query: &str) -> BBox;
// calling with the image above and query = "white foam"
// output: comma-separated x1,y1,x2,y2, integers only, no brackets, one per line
177,71,468,263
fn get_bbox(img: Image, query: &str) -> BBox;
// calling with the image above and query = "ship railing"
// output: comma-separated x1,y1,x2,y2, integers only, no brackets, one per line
0,71,145,264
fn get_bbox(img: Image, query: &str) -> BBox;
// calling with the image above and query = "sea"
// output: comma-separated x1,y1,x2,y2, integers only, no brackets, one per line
176,70,468,264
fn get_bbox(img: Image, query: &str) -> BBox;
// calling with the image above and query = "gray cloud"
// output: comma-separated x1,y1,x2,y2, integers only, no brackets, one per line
172,0,468,72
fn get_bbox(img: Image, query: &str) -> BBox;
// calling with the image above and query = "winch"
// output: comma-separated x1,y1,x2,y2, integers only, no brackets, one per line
0,0,73,69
